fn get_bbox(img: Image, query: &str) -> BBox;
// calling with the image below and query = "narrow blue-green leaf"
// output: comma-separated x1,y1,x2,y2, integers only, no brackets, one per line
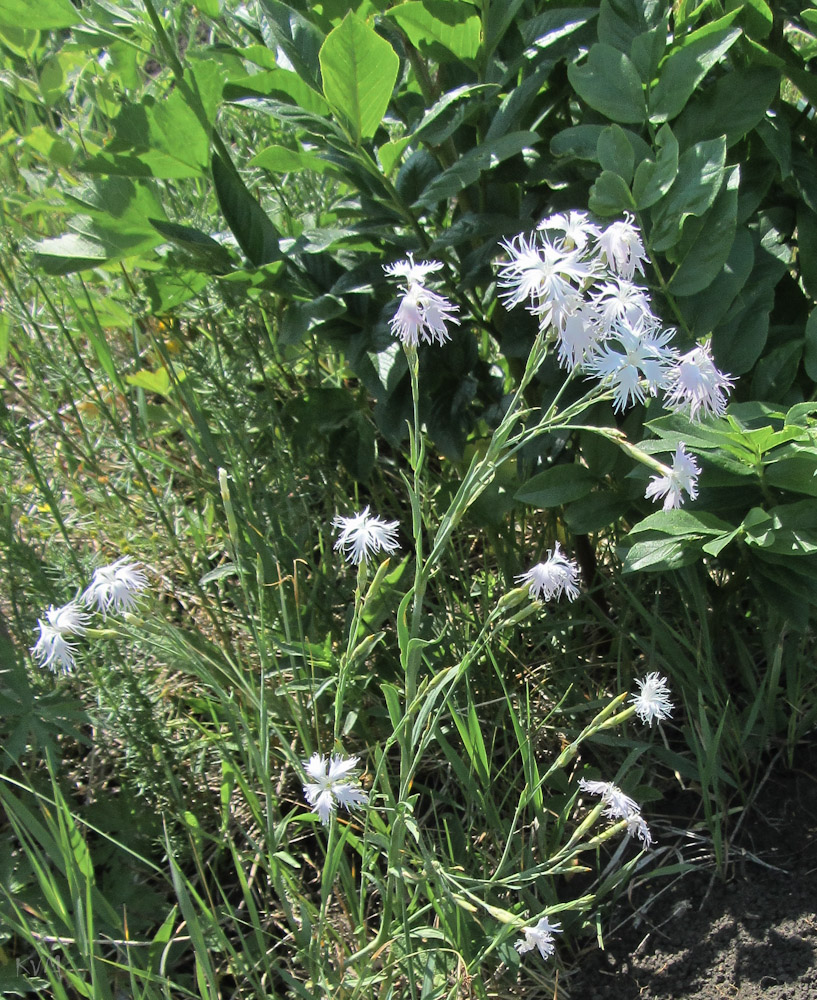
319,12,399,143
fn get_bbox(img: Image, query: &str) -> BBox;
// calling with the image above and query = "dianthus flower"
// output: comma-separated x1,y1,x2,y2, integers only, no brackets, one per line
384,255,460,346
578,778,654,847
630,672,674,726
31,602,89,674
585,319,676,411
302,752,369,826
663,342,734,421
538,209,601,252
82,557,147,617
644,443,700,511
515,915,563,961
516,542,580,602
333,506,400,565
596,213,648,280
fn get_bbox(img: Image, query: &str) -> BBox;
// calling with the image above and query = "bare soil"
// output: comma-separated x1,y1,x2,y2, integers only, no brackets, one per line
566,739,817,999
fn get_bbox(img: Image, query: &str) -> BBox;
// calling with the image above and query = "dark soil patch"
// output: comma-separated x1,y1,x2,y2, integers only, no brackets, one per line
566,740,817,999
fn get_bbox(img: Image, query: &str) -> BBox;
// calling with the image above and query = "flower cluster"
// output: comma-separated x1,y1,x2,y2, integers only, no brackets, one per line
383,254,460,347
515,915,563,961
578,778,653,847
31,557,148,674
496,212,735,509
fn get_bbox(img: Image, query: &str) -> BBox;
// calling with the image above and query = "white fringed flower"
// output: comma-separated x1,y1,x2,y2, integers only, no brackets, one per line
585,320,676,412
578,777,653,848
645,443,701,511
31,602,89,674
663,342,734,421
333,506,400,565
538,209,601,251
514,915,563,961
302,752,369,826
630,672,674,726
385,256,460,346
82,558,147,617
596,213,648,280
516,542,580,602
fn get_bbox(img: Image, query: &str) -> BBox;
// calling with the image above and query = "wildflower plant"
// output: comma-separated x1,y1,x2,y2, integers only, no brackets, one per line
8,2,817,999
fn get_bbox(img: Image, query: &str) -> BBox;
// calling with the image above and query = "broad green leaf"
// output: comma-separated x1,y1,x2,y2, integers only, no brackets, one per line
148,219,233,272
32,228,159,276
412,84,498,146
673,66,780,149
0,0,79,29
388,1,481,61
597,0,665,53
725,0,772,40
628,509,734,537
515,464,596,508
414,131,538,209
764,446,817,497
630,18,669,82
588,170,636,216
567,44,646,124
550,124,650,163
649,137,726,252
667,165,739,296
679,225,754,339
224,69,331,116
250,144,333,174
597,125,635,184
564,491,630,533
632,124,678,209
803,308,817,381
212,153,281,266
319,12,399,143
126,367,183,398
798,206,817,301
257,0,325,91
751,340,802,401
621,536,701,573
649,15,742,123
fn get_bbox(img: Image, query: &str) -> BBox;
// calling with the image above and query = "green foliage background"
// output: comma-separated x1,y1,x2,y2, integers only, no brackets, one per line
2,0,817,997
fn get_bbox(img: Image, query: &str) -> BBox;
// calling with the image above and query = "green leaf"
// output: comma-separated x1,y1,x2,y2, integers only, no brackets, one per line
148,219,233,272
257,0,325,91
388,0,481,61
564,491,630,533
648,15,742,123
250,144,334,174
411,83,498,146
798,206,817,301
567,43,646,124
126,367,179,398
515,464,596,508
597,0,665,53
667,165,739,296
649,137,726,252
679,225,754,339
803,309,817,382
319,11,399,143
212,153,281,267
628,509,735,537
0,0,79,29
764,446,817,497
630,18,669,82
589,170,636,216
632,123,678,209
0,310,8,365
414,131,538,209
224,68,330,116
597,124,635,184
673,66,780,149
725,0,772,40
752,340,802,401
621,536,701,573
